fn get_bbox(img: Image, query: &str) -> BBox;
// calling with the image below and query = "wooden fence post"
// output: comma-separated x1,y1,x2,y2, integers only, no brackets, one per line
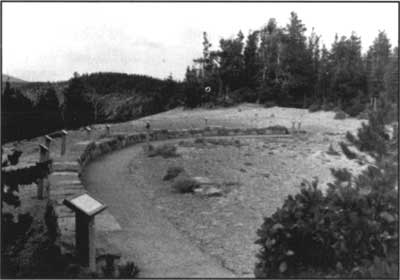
291,121,296,135
145,122,151,152
61,130,68,156
44,135,53,149
106,125,111,136
37,144,49,199
85,126,92,140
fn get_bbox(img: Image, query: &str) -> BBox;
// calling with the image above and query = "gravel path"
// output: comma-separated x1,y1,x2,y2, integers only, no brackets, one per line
81,141,236,278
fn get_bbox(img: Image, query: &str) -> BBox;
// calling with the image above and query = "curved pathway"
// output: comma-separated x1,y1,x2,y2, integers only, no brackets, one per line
82,142,236,278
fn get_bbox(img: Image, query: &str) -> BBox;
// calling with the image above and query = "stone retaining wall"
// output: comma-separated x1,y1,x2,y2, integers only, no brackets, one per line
77,125,289,171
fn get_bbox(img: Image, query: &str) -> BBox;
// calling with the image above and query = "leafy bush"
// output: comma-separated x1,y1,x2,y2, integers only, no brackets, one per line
326,144,340,156
255,105,398,278
147,144,179,158
339,142,357,159
334,110,347,120
171,175,199,193
118,261,140,278
321,102,335,111
255,173,398,278
264,101,277,108
308,103,321,112
345,102,365,117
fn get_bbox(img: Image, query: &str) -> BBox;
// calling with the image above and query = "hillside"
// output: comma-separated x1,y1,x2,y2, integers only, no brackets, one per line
2,74,28,84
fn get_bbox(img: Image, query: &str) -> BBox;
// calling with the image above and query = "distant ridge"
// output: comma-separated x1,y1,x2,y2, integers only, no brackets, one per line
2,74,28,83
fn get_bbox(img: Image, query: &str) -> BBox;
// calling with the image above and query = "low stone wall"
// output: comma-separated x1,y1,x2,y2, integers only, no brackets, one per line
76,125,290,171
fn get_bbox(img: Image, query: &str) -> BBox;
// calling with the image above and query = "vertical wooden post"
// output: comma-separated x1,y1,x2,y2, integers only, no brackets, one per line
297,121,302,132
61,130,68,156
37,144,49,199
44,135,53,149
373,97,377,112
145,122,151,152
204,118,208,128
106,125,111,136
76,212,96,271
85,126,92,140
291,121,296,135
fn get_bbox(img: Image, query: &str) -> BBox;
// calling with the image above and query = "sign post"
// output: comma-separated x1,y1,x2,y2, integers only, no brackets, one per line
291,121,296,135
37,144,50,199
61,130,68,156
105,125,111,136
145,121,151,152
63,193,107,272
85,126,92,140
44,135,53,149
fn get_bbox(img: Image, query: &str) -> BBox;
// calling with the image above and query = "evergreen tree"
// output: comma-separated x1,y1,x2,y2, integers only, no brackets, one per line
280,12,314,107
243,30,260,91
258,18,283,103
366,31,392,100
218,31,246,94
63,72,95,129
329,32,366,112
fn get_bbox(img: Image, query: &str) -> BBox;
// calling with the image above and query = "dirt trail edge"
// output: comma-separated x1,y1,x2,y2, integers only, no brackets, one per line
81,143,236,278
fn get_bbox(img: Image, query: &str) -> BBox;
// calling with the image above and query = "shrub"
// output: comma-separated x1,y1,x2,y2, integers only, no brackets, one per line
334,110,347,120
163,166,185,181
339,142,357,159
345,102,365,117
308,103,321,113
118,261,140,278
326,144,340,156
171,175,199,193
255,173,398,278
264,101,277,108
255,104,398,278
321,102,335,111
147,143,179,158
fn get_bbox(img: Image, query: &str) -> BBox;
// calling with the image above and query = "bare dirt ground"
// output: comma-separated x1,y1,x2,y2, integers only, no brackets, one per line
5,104,368,277
122,105,367,276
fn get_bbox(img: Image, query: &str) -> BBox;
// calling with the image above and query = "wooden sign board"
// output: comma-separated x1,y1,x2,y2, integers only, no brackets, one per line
64,193,106,216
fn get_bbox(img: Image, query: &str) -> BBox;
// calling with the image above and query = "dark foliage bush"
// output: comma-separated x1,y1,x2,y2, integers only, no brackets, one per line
344,102,366,117
334,110,347,120
171,175,200,193
255,106,398,278
326,144,340,156
339,142,357,159
308,103,321,112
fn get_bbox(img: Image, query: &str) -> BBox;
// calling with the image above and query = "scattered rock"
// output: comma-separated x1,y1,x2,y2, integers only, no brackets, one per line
171,174,200,193
244,162,253,166
202,186,223,197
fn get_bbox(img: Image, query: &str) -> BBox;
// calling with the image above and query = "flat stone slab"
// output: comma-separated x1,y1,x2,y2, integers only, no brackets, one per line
52,161,80,172
53,180,82,186
192,176,214,185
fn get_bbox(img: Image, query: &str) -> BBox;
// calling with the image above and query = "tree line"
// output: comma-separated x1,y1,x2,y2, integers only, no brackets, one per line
183,12,398,118
1,72,183,142
2,12,398,142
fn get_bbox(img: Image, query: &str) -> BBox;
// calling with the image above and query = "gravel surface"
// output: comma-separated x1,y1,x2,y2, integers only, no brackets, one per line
128,134,363,276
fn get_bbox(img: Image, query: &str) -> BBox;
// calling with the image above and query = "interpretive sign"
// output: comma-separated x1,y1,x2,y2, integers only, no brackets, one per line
64,193,106,216
63,193,107,271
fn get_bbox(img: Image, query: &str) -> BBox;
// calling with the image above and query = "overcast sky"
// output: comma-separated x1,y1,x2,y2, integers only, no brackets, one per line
2,2,398,82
